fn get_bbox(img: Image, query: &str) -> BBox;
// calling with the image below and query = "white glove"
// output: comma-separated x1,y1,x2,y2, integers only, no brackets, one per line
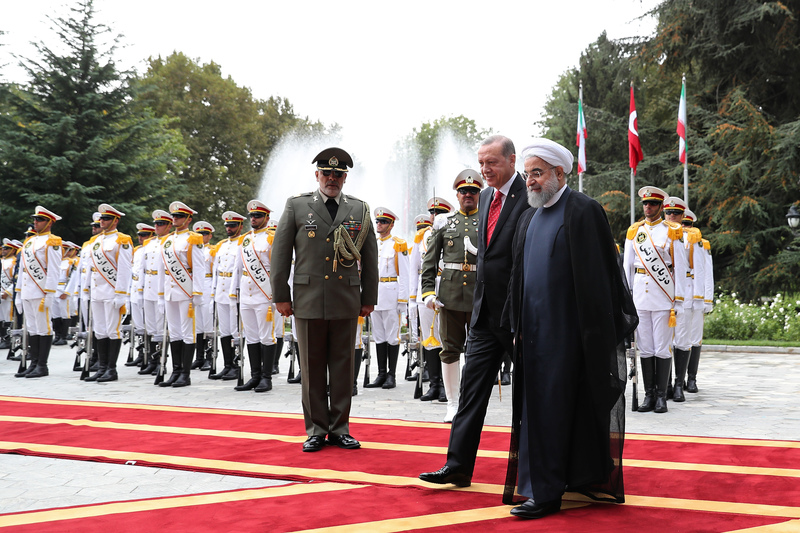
424,294,443,310
193,294,203,308
15,297,23,315
113,294,126,310
464,236,478,256
44,294,55,310
704,302,713,314
396,301,407,315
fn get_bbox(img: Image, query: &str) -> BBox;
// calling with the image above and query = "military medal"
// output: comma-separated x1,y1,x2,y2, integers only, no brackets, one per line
447,240,454,247
308,231,315,238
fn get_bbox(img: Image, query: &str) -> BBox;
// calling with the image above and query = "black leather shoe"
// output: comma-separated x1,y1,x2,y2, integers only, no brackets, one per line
419,465,471,487
302,435,326,452
510,498,561,519
500,371,511,386
327,434,361,449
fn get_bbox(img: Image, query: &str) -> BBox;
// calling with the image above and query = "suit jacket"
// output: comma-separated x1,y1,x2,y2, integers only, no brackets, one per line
470,172,528,330
271,191,379,320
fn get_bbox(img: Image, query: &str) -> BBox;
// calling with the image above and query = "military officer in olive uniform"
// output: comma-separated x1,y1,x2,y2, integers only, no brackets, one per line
421,169,484,422
271,147,379,453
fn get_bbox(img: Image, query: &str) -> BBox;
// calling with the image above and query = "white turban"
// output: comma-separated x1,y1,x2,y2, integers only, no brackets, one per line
521,138,574,175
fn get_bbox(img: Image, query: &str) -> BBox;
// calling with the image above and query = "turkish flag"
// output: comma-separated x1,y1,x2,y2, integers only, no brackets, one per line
628,85,644,174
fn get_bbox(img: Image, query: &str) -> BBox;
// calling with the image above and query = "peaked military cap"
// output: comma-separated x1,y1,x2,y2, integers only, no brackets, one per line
313,147,353,170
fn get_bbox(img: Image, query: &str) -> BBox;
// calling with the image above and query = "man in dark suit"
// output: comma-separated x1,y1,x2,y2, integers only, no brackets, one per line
271,147,379,453
419,135,529,486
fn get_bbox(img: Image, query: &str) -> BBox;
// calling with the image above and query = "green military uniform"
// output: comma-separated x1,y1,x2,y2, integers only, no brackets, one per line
270,148,378,445
420,208,479,364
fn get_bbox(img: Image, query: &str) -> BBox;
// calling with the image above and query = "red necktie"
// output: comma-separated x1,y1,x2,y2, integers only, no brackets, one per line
486,191,503,246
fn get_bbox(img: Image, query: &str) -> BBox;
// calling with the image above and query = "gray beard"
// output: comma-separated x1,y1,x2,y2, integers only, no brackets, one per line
527,177,560,208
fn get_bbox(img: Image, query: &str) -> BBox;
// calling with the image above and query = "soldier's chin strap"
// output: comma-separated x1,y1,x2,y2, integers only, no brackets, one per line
331,203,370,272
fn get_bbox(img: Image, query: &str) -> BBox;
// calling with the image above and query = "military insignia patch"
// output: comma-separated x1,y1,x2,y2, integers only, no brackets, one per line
342,220,362,241
636,232,647,244
164,241,172,249
53,245,60,251
243,238,251,247
329,156,339,168
93,242,101,250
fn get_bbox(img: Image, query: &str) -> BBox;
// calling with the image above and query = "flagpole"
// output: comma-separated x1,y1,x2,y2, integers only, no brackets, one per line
681,74,689,206
578,82,584,193
630,168,635,225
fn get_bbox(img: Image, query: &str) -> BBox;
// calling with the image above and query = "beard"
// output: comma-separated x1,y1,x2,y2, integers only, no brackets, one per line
527,175,561,208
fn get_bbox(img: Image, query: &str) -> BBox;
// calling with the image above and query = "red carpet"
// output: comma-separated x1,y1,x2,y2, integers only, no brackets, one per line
0,395,798,532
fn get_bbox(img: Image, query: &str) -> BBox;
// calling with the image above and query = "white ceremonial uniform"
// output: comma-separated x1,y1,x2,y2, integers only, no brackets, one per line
17,233,62,336
623,218,687,360
698,239,715,344
89,230,133,340
142,235,167,341
54,256,72,319
372,235,409,345
162,229,206,344
129,245,146,335
212,236,240,338
408,226,441,345
195,243,214,335
231,228,277,345
673,228,703,351
1,255,17,322
73,237,96,329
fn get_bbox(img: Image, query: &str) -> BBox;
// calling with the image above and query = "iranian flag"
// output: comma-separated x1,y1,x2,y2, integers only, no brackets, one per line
628,85,644,174
677,78,687,164
576,96,587,174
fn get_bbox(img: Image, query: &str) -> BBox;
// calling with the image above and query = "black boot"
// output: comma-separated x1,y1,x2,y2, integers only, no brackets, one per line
89,334,99,371
159,341,184,386
272,337,283,375
353,348,363,396
211,335,234,379
98,339,121,382
26,336,52,378
637,357,656,412
172,343,194,387
654,357,671,413
191,333,204,369
201,335,213,371
85,338,110,382
365,342,388,388
126,333,144,366
686,345,701,393
419,349,442,401
0,321,9,350
255,344,275,392
52,318,66,345
14,335,35,377
383,344,399,389
672,348,690,402
139,339,159,375
235,343,262,391
666,361,674,400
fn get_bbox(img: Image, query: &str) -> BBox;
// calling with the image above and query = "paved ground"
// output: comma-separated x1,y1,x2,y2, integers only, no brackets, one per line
0,342,798,515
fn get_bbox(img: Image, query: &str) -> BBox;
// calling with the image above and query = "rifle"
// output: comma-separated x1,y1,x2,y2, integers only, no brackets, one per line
122,323,134,365
236,291,244,388
71,298,85,371
362,316,371,387
7,299,21,360
11,315,28,374
627,333,639,412
154,304,168,385
208,301,218,378
402,314,413,380
80,295,93,380
285,325,295,381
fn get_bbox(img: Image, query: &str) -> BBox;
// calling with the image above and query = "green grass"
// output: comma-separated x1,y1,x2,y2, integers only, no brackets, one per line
704,338,800,347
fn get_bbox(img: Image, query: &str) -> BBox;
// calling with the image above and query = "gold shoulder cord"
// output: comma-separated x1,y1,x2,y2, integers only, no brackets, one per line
332,203,370,272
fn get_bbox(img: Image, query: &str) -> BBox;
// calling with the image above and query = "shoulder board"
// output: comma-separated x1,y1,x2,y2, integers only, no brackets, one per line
702,239,711,251
293,192,313,198
393,237,408,254
209,242,221,257
414,227,428,244
687,227,702,244
626,221,645,240
187,232,204,246
46,235,62,247
237,235,245,245
116,234,133,246
667,223,683,240
267,232,275,246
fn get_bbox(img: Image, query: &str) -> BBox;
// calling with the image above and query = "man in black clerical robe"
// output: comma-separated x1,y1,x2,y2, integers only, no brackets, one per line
501,139,637,520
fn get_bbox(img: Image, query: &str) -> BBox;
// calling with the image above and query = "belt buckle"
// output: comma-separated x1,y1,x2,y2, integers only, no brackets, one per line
461,263,471,272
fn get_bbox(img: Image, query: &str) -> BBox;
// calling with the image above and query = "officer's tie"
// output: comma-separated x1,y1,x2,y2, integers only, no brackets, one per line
325,198,338,220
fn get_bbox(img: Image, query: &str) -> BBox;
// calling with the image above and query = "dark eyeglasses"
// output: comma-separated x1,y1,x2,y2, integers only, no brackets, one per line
172,213,188,219
32,216,48,222
224,222,241,228
459,187,480,195
154,220,170,226
90,223,101,228
664,209,684,216
99,215,115,221
642,200,662,207
198,231,211,236
249,213,266,219
137,232,152,237
376,218,392,224
321,169,346,178
682,221,693,226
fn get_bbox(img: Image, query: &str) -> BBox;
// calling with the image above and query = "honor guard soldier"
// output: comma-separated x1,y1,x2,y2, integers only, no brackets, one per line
14,206,63,378
405,214,432,372
232,201,279,392
84,204,133,382
271,147,379,452
408,198,453,401
125,223,155,367
74,213,103,369
421,170,484,422
663,199,705,402
364,207,409,390
1,239,22,349
139,210,172,375
159,202,206,387
52,241,78,345
684,209,714,394
209,211,245,380
623,187,688,413
190,221,216,371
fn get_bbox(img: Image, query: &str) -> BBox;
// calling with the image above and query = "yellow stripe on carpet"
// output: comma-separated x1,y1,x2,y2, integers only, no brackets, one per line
725,519,800,532
0,482,365,528
624,458,800,478
626,433,800,449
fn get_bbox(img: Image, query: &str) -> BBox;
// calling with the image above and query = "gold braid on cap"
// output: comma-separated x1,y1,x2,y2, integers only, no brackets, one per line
331,203,370,271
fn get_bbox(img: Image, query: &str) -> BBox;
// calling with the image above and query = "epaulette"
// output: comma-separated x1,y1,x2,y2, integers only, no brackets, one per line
116,233,133,246
392,236,408,253
46,235,62,247
686,227,702,244
82,239,93,248
237,235,246,245
293,192,313,198
209,242,221,258
187,232,204,246
267,232,275,246
414,227,428,244
702,239,711,251
626,221,645,240
666,221,683,241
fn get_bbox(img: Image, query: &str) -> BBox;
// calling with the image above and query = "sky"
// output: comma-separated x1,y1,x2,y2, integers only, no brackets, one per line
2,0,662,229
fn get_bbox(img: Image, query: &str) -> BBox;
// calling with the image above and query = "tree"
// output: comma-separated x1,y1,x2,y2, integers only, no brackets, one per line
0,0,187,243
136,53,328,227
